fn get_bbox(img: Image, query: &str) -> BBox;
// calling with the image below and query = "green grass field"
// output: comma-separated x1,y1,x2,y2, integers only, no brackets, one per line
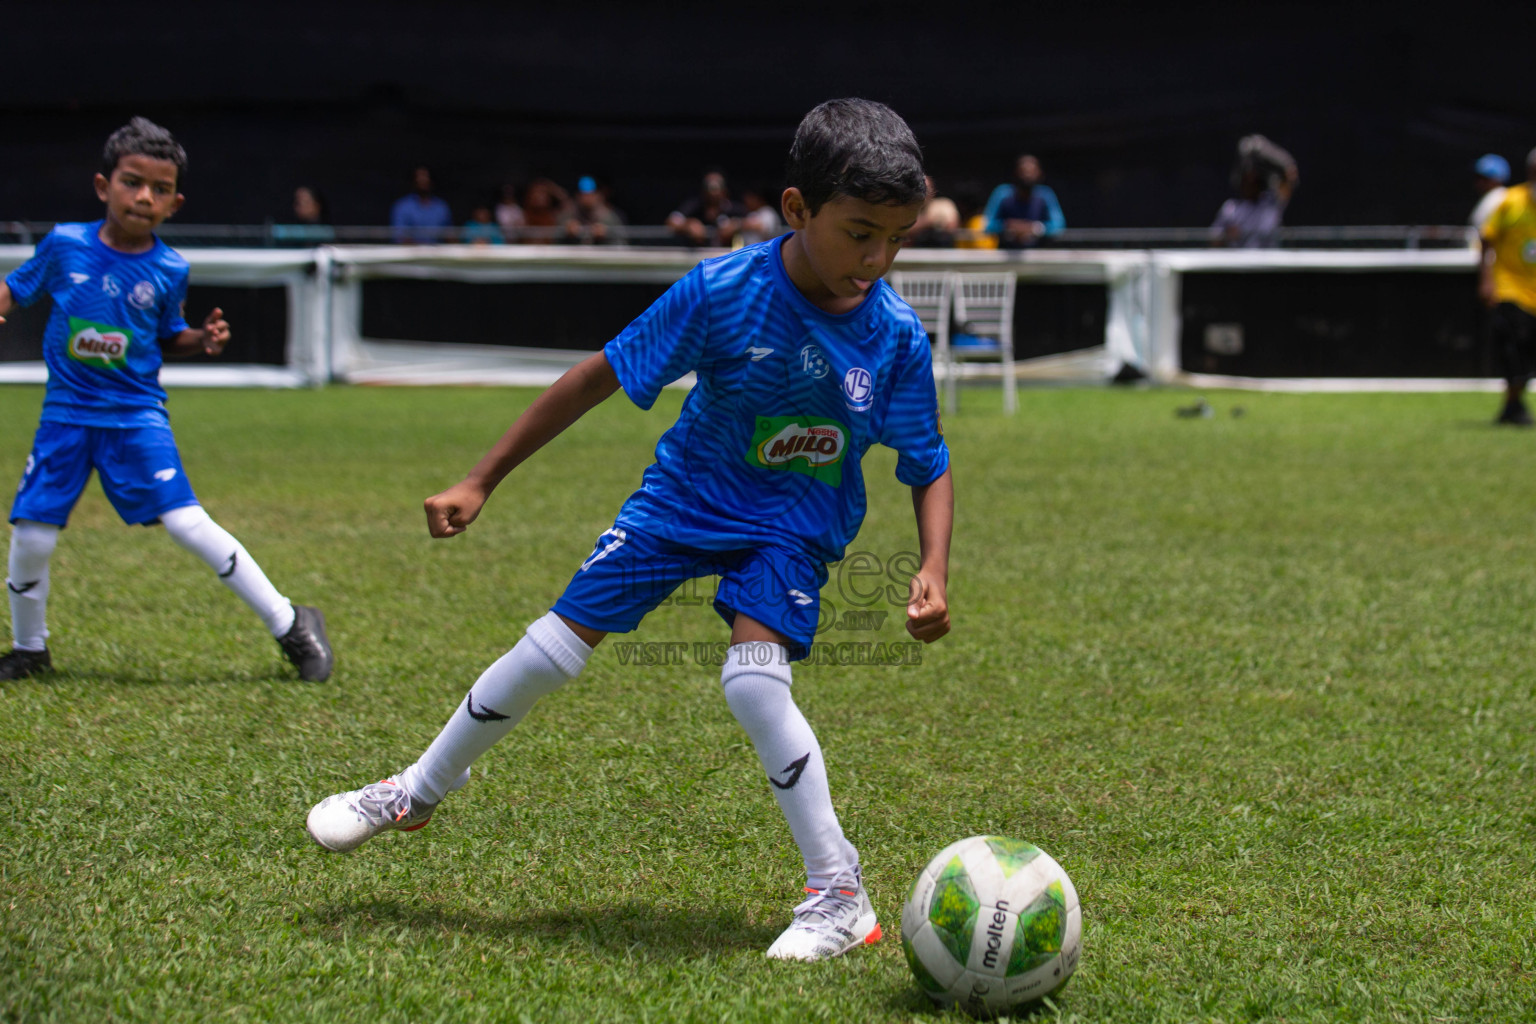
2,383,1533,1023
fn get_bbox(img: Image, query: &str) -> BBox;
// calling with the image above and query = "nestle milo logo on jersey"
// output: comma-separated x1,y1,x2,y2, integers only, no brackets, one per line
66,317,132,370
746,415,848,486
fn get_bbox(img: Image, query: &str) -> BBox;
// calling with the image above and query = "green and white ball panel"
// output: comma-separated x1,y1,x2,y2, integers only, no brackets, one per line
902,922,964,1002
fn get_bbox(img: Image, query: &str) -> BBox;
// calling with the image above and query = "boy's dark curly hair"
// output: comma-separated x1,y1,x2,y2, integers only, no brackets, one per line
786,98,925,215
102,117,187,186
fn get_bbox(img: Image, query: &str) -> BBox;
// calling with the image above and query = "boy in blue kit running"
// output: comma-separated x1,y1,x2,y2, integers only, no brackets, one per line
307,99,952,961
0,117,333,683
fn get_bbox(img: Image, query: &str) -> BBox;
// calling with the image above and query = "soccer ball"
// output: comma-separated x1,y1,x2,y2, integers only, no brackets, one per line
901,835,1082,1017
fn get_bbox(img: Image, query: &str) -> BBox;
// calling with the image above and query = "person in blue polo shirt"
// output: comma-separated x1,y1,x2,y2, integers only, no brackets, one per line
0,117,333,683
984,154,1066,248
390,166,454,244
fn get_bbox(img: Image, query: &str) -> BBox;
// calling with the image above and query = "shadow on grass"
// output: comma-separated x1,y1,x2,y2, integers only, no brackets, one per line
1452,418,1522,431
883,985,941,1017
35,664,317,688
882,985,1060,1021
301,897,781,960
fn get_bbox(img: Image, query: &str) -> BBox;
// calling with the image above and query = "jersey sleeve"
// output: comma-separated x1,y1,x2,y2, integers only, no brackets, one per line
983,183,1012,235
1039,185,1066,236
4,230,57,307
603,265,711,410
157,262,191,340
880,323,951,487
1480,192,1511,245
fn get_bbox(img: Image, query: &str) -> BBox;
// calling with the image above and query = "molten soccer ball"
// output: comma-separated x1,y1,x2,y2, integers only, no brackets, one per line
901,835,1081,1017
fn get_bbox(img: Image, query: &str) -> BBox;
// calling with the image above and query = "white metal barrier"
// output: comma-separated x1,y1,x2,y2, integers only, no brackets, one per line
326,245,701,386
0,243,1489,392
0,247,325,387
1143,248,1487,391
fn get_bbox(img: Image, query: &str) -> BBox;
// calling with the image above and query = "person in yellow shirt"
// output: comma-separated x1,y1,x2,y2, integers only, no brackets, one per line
1480,147,1536,426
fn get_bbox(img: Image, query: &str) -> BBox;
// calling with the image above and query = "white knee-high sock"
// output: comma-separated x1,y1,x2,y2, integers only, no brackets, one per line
7,520,59,651
722,642,858,890
399,612,591,805
159,505,295,637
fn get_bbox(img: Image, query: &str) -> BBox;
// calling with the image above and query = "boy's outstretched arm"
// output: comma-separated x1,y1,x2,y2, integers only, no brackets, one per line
163,307,231,358
0,281,14,321
426,351,622,538
907,467,953,643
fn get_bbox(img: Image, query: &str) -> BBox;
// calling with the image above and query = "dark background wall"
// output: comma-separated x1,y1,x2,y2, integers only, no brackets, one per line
3,1,1532,230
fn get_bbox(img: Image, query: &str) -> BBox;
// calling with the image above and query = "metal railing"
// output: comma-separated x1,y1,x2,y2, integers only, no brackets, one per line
0,221,684,247
1051,225,1475,249
0,220,1479,250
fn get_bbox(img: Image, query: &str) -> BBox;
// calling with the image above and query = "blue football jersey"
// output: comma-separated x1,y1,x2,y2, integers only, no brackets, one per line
5,222,190,428
603,236,949,564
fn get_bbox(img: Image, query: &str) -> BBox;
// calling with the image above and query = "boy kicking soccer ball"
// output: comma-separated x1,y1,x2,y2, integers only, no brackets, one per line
0,117,333,683
307,98,951,961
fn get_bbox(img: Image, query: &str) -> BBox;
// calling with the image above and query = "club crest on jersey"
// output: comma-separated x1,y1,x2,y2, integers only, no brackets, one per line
66,316,132,370
746,415,847,486
842,366,874,412
799,344,830,379
128,281,157,310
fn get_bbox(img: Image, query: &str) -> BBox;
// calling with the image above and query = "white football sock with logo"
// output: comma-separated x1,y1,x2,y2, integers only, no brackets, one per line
722,641,858,890
7,519,59,651
398,611,592,806
159,505,296,637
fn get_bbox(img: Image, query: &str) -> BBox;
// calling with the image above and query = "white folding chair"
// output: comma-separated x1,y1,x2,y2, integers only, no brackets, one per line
888,270,955,414
952,272,1018,414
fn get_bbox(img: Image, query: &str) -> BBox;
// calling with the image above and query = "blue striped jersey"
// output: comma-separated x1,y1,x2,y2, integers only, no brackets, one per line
6,222,190,428
603,236,949,564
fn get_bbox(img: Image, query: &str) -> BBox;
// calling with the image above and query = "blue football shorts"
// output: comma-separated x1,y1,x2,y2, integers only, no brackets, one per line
10,421,199,527
552,523,829,661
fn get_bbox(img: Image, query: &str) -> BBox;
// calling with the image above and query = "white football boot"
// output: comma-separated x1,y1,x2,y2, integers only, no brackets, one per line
306,768,468,853
765,864,881,961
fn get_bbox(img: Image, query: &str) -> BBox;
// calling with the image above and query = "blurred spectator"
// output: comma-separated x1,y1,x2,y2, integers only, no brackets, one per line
461,203,505,245
1479,147,1536,425
272,185,334,245
293,186,328,226
494,183,526,241
1211,135,1298,248
391,166,453,244
667,170,744,246
910,176,960,248
562,176,627,244
521,178,569,243
984,155,1065,248
737,185,782,246
1469,153,1510,246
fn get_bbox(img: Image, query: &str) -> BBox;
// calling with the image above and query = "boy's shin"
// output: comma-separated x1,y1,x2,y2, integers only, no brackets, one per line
7,520,58,650
400,612,591,805
721,642,856,889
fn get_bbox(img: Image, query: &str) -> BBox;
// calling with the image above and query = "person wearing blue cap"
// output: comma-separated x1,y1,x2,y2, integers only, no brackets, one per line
562,175,626,245
1479,147,1536,425
1470,154,1510,245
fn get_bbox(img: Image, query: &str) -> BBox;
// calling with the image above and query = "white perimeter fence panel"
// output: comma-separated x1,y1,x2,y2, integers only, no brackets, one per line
326,245,1153,387
0,246,323,387
1146,248,1488,391
326,245,705,385
0,243,1491,392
